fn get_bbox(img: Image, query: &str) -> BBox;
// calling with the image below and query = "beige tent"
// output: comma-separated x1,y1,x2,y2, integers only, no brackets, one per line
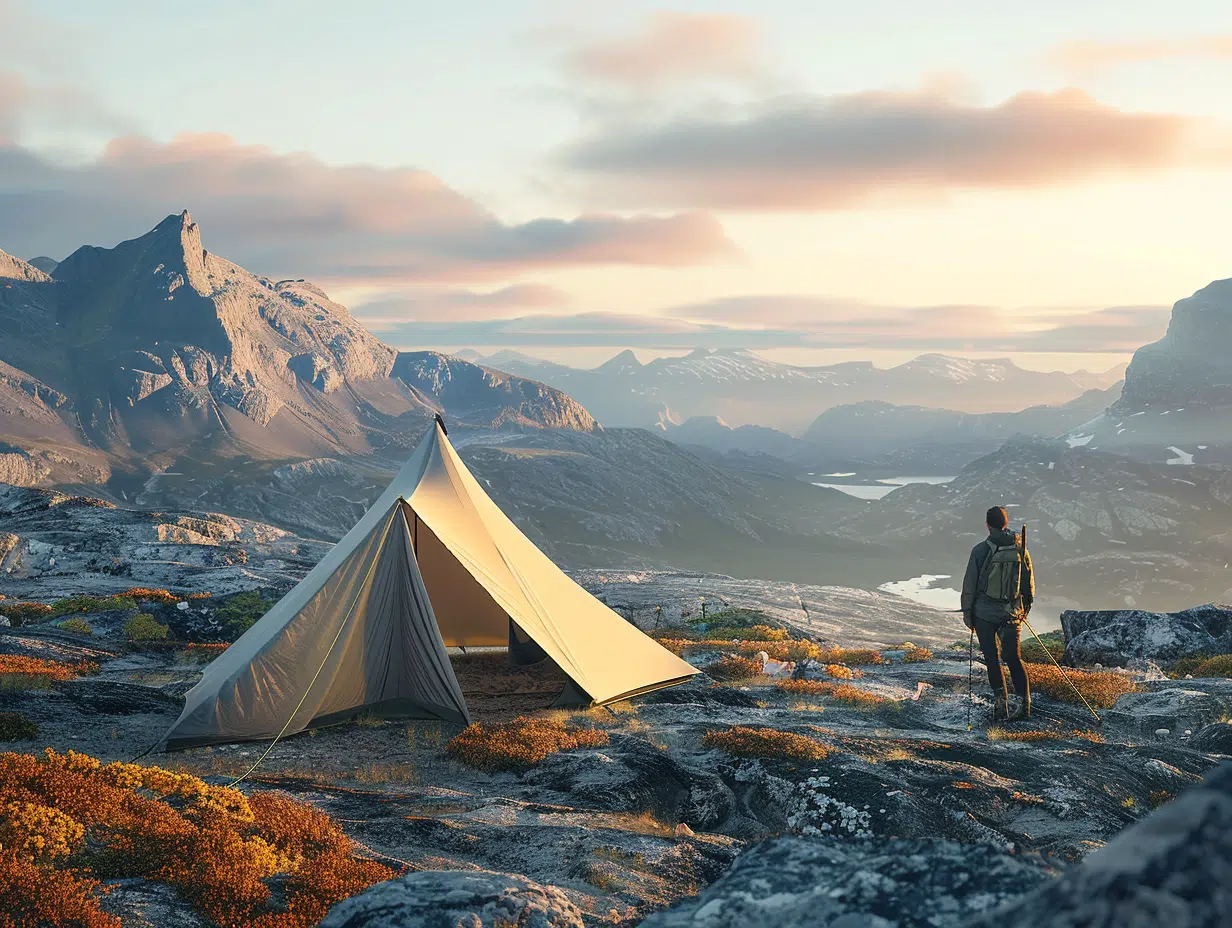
161,418,698,749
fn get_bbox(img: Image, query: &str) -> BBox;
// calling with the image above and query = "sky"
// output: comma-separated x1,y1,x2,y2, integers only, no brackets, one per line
3,1,1232,371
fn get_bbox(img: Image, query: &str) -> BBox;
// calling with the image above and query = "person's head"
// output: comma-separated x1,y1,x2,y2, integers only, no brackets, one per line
985,506,1008,533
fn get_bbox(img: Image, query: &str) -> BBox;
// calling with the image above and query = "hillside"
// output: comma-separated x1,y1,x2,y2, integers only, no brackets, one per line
0,213,596,488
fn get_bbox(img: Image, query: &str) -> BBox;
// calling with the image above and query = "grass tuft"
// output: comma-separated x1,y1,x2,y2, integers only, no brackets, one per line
774,679,889,707
445,716,609,773
705,655,765,682
702,726,832,762
1023,662,1134,709
987,726,1105,744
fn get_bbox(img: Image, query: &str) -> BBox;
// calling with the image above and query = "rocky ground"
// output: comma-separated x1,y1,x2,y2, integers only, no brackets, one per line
3,586,1231,926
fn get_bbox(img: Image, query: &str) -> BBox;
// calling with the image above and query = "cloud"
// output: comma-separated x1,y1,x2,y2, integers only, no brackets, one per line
354,283,571,323
0,130,736,282
367,298,1170,354
565,88,1210,210
557,12,762,91
1048,36,1232,76
0,71,129,144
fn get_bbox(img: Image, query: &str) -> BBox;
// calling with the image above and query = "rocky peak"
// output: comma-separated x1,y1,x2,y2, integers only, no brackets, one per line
0,248,52,283
595,348,643,374
1114,277,1232,413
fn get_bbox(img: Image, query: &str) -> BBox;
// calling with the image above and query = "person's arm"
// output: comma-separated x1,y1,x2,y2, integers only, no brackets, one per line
960,547,980,629
1021,548,1035,615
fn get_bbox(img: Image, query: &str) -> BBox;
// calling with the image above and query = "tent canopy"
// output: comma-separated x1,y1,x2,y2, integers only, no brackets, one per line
162,420,699,749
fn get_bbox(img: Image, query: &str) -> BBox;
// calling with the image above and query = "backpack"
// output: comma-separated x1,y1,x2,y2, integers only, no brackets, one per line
980,540,1024,606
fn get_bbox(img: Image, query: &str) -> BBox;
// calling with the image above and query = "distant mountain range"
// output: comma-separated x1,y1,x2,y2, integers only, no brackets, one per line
662,385,1121,478
0,212,595,488
471,347,1125,433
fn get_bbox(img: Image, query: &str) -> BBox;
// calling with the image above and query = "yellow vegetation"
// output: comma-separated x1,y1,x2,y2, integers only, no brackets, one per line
0,749,392,927
702,726,832,762
446,716,609,772
822,664,861,680
706,654,765,681
816,647,883,666
1024,662,1134,709
774,679,889,707
987,727,1105,744
0,655,97,690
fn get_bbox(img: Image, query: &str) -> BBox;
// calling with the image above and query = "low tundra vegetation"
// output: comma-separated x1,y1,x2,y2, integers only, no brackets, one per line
1168,653,1232,679
122,612,170,642
0,749,394,927
702,726,832,762
1023,662,1135,709
0,655,98,691
446,715,609,773
0,712,38,742
705,655,765,682
774,679,889,708
987,727,1105,744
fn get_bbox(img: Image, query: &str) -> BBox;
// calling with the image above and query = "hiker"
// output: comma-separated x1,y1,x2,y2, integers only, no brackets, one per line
961,506,1034,721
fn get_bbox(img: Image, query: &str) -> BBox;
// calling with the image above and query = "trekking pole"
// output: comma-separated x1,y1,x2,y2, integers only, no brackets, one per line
966,626,975,731
1021,615,1102,723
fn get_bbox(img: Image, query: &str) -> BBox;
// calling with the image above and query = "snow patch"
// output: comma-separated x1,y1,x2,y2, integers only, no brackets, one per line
1166,446,1194,466
1066,434,1094,448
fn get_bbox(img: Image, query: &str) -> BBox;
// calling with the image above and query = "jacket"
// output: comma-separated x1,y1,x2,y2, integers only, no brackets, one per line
960,527,1034,627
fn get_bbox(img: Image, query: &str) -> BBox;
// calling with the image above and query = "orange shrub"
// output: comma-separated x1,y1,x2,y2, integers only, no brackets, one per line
774,679,888,707
0,750,392,928
822,664,861,680
902,647,933,663
735,639,822,662
816,647,883,666
702,726,831,762
0,655,97,687
988,727,1105,744
446,716,609,773
1024,662,1135,709
121,588,182,604
706,655,765,681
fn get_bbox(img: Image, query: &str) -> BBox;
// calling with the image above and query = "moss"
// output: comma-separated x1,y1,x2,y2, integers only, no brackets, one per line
1169,653,1232,679
0,601,53,628
1020,629,1066,664
56,617,94,636
48,595,137,618
214,590,271,639
122,613,170,642
0,712,38,742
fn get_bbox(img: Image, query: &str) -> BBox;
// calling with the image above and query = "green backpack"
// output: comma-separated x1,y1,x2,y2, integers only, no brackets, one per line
980,540,1024,606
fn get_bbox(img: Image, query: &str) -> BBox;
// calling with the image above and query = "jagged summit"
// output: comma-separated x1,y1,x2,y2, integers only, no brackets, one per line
0,247,52,283
595,348,643,373
0,212,599,474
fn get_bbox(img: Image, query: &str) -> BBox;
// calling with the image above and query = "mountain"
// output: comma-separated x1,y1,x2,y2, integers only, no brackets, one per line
482,347,1121,432
658,386,1120,480
836,436,1232,613
1057,278,1232,465
0,213,596,488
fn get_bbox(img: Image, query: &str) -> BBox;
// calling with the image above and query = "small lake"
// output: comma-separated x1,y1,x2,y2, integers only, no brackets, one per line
879,574,960,611
812,475,956,500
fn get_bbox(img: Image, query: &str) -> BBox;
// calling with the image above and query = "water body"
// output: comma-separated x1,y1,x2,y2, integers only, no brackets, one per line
879,575,960,611
812,475,956,500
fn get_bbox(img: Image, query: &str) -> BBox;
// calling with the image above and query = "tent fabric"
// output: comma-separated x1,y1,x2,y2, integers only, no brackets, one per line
161,421,698,749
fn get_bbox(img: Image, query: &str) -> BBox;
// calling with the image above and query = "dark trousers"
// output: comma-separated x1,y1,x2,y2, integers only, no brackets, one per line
975,618,1029,699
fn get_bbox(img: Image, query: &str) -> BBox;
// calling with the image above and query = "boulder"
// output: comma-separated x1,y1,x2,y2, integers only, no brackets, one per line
1061,604,1232,666
1190,722,1232,754
1101,688,1232,738
969,761,1232,927
638,836,1055,928
318,869,585,928
521,733,735,831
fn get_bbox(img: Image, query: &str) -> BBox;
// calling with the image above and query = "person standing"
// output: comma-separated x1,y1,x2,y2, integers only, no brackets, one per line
961,506,1034,721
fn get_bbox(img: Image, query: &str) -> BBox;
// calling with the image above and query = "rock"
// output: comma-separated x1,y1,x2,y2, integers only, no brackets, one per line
1155,729,1170,737
1190,722,1232,754
318,869,585,928
1102,688,1232,738
969,762,1232,927
1124,658,1168,681
639,836,1056,928
1061,604,1232,666
57,680,182,716
99,878,211,928
521,733,735,831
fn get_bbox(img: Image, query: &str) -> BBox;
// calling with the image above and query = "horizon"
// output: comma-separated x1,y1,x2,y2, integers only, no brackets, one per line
3,1,1230,366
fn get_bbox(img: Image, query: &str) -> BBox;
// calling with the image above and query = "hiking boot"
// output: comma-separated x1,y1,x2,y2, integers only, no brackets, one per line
993,693,1009,721
1008,693,1031,722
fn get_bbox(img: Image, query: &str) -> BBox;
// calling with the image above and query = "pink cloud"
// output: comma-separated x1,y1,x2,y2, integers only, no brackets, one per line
561,12,763,90
1049,36,1232,76
0,130,737,282
566,88,1211,210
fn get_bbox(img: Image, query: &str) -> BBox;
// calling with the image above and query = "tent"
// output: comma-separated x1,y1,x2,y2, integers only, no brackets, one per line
160,418,699,749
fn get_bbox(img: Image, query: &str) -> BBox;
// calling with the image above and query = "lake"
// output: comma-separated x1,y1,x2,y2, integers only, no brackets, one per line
812,475,956,500
879,574,960,611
